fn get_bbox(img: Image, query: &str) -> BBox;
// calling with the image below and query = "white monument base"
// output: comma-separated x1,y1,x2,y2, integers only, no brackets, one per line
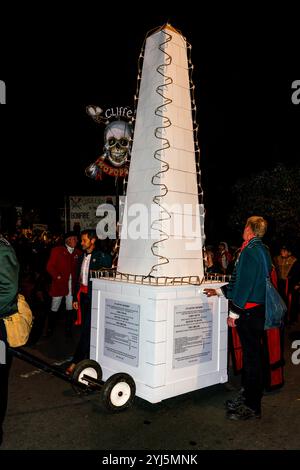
90,279,228,404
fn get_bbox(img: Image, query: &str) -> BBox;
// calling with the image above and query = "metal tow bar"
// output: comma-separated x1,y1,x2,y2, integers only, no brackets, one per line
10,347,136,411
9,347,103,393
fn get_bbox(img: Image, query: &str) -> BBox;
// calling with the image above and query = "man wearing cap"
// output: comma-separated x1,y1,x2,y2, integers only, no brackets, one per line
46,232,81,337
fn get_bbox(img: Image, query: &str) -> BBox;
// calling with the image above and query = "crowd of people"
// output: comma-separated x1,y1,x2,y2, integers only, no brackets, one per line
1,228,116,341
1,219,300,445
204,238,300,326
0,227,115,445
4,228,299,329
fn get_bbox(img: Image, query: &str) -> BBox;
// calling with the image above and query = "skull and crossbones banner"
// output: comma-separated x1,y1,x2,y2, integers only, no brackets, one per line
85,105,132,180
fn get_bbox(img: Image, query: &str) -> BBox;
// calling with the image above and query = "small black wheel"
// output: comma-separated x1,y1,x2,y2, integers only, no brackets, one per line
72,359,102,395
101,373,136,411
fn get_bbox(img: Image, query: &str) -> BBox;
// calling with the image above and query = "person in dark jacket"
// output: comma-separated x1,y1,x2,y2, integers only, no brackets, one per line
66,229,112,374
0,234,19,446
204,216,271,420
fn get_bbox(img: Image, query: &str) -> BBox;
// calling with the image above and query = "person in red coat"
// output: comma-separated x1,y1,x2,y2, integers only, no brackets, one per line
46,231,81,336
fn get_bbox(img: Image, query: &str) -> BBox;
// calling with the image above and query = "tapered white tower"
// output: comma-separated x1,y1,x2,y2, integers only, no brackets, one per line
90,25,228,406
118,24,204,278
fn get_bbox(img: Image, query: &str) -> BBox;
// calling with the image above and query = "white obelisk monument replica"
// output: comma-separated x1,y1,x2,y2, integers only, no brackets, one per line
90,25,228,405
117,24,204,279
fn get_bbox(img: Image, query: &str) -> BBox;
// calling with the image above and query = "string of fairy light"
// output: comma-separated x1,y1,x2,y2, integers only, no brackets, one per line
186,36,206,257
148,28,173,277
127,24,205,279
186,41,204,209
130,25,204,210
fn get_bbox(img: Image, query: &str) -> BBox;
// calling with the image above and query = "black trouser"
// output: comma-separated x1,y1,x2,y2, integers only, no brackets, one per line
65,309,75,335
0,325,12,434
236,305,265,413
73,293,91,363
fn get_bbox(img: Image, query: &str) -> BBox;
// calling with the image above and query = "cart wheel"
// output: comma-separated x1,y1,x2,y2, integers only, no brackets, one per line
101,373,136,411
72,359,102,395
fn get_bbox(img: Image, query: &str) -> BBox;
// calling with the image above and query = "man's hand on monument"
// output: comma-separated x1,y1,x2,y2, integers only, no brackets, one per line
203,288,217,297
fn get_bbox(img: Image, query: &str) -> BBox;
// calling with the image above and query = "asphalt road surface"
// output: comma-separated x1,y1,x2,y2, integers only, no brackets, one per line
1,316,300,456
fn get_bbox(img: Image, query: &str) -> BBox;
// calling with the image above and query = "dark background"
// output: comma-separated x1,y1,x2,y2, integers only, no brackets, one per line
0,8,299,241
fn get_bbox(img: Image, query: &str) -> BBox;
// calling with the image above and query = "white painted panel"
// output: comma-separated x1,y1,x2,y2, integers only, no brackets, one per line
145,341,167,364
91,308,99,329
144,363,166,387
220,330,228,350
145,320,167,342
145,299,168,321
90,327,98,349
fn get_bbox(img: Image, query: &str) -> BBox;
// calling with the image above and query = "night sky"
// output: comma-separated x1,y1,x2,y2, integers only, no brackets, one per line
1,9,299,226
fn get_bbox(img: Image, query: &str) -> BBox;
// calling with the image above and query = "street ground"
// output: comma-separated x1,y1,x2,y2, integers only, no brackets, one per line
1,315,300,455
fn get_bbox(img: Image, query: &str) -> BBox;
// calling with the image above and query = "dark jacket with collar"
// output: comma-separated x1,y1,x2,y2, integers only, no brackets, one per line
74,249,112,299
0,236,19,319
224,237,272,310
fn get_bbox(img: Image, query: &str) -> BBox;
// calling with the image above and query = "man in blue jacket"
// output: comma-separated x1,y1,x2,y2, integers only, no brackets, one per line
0,234,19,446
204,216,271,420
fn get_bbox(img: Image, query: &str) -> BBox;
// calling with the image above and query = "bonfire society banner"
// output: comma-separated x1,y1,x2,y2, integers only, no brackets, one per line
69,195,116,232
